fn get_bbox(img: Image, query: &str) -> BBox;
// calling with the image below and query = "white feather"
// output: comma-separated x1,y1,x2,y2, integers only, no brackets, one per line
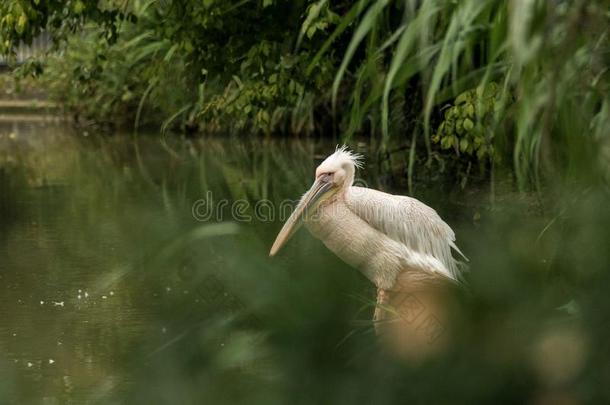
345,186,467,282
319,145,363,170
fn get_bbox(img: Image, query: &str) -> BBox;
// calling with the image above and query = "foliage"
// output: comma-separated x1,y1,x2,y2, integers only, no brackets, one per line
4,0,609,189
41,26,187,128
0,71,39,98
0,0,129,56
193,41,321,134
325,0,609,188
432,82,502,162
36,0,343,135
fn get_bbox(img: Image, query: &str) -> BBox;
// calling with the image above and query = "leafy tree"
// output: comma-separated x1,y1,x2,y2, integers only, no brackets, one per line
0,1,130,55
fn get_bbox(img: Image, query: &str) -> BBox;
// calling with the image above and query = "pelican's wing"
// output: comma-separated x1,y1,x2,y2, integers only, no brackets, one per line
346,186,467,281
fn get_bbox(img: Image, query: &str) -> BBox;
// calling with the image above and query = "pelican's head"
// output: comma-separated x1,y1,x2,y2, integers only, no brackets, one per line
269,146,362,256
315,146,362,190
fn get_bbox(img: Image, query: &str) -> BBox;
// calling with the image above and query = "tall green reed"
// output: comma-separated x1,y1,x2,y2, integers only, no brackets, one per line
322,0,609,189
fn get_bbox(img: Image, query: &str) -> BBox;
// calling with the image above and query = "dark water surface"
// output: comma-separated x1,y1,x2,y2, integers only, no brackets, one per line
0,122,482,403
3,121,601,404
0,123,359,403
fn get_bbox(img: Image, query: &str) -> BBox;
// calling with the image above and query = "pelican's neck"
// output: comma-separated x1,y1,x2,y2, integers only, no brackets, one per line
329,178,354,206
341,164,356,192
348,163,356,181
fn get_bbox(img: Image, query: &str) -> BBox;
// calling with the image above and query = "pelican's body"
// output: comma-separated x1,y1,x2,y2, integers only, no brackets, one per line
306,186,463,290
270,147,466,357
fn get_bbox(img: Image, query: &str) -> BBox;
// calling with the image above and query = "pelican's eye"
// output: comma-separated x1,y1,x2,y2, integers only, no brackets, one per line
318,172,333,183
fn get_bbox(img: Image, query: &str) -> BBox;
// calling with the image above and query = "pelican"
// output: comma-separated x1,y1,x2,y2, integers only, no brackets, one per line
270,146,467,357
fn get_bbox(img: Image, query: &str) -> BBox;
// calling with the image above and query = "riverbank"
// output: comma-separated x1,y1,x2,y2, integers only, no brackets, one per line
0,73,64,122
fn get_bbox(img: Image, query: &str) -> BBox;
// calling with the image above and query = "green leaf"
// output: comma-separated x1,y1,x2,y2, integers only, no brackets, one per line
459,138,469,152
16,14,27,35
456,119,464,135
332,0,388,110
455,92,469,105
307,26,317,39
381,2,441,147
466,103,475,117
73,1,85,14
306,0,369,76
424,0,490,144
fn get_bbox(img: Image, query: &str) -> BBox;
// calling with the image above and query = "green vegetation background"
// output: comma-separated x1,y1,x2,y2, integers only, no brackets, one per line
2,0,608,188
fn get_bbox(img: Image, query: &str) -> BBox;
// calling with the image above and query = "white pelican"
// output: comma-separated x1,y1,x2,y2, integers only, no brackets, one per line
270,146,467,357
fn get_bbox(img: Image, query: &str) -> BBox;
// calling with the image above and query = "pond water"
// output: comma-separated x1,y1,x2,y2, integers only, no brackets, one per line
0,121,481,403
2,120,601,404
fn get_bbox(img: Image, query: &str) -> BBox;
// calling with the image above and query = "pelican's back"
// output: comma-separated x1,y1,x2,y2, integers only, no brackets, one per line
346,186,466,281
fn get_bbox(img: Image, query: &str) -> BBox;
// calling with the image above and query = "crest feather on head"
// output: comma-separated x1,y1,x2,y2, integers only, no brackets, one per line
329,145,364,169
316,145,364,176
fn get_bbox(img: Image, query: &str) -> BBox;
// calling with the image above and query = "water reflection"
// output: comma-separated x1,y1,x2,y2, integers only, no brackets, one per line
0,123,145,402
0,122,373,403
